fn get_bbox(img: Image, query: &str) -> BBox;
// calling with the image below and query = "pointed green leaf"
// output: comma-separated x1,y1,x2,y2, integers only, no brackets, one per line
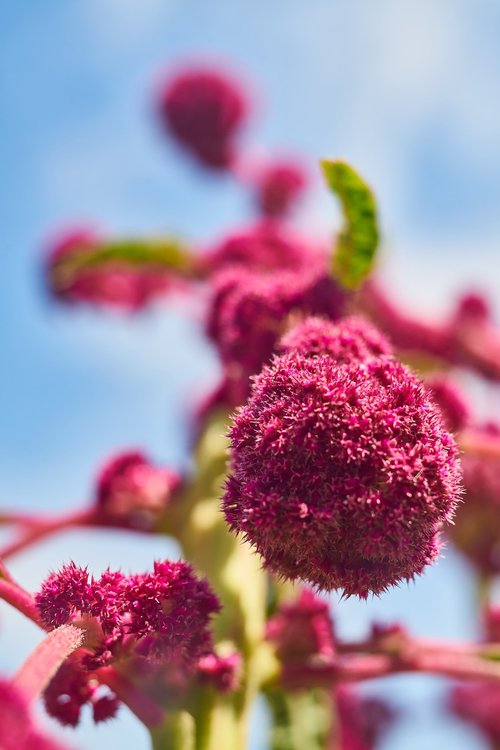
321,159,379,289
52,237,196,290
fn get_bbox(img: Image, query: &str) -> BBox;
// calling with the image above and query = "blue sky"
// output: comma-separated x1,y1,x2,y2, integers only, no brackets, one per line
2,1,500,748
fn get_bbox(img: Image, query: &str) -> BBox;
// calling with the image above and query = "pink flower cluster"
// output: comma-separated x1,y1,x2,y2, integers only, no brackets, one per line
224,317,461,596
36,560,219,669
94,451,181,531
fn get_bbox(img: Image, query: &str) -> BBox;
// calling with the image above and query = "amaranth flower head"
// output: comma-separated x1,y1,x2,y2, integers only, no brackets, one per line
94,450,182,531
278,315,392,362
158,66,248,169
224,330,462,597
36,560,220,671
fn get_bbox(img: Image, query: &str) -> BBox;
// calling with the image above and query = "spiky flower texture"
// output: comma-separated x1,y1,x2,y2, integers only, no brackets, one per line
223,318,462,597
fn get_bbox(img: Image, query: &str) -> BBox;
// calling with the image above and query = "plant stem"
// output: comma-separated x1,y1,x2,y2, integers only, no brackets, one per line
97,666,165,728
0,508,96,560
14,624,84,700
0,577,43,626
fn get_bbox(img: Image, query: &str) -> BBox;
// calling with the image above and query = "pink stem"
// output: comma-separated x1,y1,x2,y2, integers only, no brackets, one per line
96,666,165,727
459,429,500,460
0,508,96,560
0,577,43,626
14,624,84,700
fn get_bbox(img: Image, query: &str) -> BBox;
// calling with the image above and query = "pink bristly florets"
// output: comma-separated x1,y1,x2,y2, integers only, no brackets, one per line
123,560,220,665
278,316,392,362
336,686,395,750
158,67,248,169
223,326,462,597
36,561,219,665
202,222,323,275
46,229,170,310
0,677,68,750
255,161,307,218
95,451,181,531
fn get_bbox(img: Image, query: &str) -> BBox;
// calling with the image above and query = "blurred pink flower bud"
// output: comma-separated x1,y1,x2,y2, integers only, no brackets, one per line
158,66,248,169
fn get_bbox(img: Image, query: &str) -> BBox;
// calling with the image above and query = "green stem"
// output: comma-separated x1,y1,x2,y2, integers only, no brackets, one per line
151,711,195,750
171,411,268,749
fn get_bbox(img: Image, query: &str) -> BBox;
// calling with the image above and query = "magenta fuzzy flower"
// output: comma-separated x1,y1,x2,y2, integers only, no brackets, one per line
278,316,392,362
36,560,220,671
123,560,220,665
266,588,335,664
223,348,461,597
95,451,181,531
158,67,248,169
202,222,323,275
46,229,171,310
207,268,346,405
0,677,69,750
255,161,307,218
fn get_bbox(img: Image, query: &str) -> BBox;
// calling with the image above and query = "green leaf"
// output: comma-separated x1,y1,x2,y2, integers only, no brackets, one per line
321,159,379,289
52,237,196,290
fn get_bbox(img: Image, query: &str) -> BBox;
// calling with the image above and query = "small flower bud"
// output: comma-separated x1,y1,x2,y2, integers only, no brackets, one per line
266,588,335,666
255,161,307,218
95,451,181,531
158,66,248,170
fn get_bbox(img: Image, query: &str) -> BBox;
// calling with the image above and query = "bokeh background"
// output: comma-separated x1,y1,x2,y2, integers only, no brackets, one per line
2,1,500,747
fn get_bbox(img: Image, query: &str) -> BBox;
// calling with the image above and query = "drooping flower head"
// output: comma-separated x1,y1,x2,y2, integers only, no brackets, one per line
0,677,69,750
46,229,171,310
224,321,462,597
158,66,248,169
94,451,182,531
278,316,392,362
254,161,307,218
